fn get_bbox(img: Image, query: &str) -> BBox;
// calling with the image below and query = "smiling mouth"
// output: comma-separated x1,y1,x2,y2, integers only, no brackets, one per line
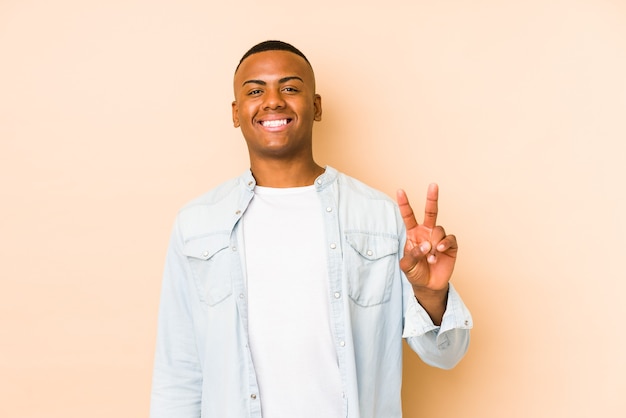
260,119,290,128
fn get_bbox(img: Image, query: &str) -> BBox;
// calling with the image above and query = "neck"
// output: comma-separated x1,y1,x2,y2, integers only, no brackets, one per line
249,159,325,188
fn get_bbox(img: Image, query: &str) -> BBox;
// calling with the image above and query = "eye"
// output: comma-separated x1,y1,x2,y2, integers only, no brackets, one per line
282,86,299,94
247,89,263,96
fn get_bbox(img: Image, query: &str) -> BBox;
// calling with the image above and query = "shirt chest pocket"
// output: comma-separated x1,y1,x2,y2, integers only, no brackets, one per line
345,232,399,307
183,235,233,306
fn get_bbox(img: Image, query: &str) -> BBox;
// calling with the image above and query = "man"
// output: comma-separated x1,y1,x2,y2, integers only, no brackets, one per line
151,40,472,418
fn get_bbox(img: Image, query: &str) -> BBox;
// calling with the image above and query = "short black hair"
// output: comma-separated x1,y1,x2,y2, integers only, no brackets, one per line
235,40,311,72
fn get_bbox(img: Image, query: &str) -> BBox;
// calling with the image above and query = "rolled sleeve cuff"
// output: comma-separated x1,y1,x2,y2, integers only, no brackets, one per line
402,282,473,339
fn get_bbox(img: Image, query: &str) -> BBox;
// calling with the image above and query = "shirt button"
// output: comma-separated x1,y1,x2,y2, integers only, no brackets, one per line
202,251,209,257
464,320,470,326
239,293,245,299
232,246,237,251
330,243,337,249
366,250,373,256
235,210,241,215
250,394,257,399
317,179,322,185
247,181,254,186
334,292,341,299
339,341,345,347
326,207,332,212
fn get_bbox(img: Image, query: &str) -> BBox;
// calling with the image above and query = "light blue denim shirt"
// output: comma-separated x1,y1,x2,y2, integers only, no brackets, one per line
151,166,473,418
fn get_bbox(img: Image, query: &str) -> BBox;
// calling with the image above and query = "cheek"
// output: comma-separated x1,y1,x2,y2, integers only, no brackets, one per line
238,104,256,120
293,100,313,118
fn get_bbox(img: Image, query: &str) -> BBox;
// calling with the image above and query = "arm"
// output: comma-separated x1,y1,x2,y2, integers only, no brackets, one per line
397,185,472,368
150,219,202,418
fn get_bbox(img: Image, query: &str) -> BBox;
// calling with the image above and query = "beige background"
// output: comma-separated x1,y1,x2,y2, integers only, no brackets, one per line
1,0,625,417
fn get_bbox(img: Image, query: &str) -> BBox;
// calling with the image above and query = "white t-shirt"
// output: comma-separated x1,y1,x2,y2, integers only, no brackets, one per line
243,185,343,418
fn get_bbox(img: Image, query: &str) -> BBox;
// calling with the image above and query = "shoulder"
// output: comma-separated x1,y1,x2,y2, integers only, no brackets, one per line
335,170,396,206
175,172,251,240
181,176,242,211
332,169,403,235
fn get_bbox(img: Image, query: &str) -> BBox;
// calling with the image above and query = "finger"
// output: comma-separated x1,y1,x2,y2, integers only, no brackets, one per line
429,226,447,252
396,189,418,230
426,226,446,263
435,234,458,253
399,239,429,276
429,235,458,264
423,183,439,229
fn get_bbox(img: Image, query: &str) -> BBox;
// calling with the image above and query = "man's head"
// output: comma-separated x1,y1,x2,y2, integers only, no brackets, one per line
232,41,322,162
235,40,312,74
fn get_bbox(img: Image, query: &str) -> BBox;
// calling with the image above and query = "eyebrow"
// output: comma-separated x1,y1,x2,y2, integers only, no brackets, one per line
242,76,304,87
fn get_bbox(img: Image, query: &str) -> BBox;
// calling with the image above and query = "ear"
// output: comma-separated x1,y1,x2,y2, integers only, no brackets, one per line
313,94,322,121
231,101,240,127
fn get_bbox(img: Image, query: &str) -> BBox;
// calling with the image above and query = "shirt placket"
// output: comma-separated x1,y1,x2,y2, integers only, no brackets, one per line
316,178,349,416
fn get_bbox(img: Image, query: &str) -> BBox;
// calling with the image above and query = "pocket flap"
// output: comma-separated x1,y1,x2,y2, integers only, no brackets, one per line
345,232,398,260
183,235,230,260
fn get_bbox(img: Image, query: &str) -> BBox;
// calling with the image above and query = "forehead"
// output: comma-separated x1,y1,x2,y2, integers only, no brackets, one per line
234,50,315,86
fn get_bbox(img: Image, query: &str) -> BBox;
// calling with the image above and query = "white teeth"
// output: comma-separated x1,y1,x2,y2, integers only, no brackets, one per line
261,119,288,127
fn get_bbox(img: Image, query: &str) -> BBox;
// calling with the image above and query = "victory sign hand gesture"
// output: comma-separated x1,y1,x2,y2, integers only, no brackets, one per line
397,184,458,323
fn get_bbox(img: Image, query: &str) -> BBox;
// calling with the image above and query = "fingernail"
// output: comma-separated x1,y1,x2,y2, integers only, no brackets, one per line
428,254,436,264
419,242,431,253
437,243,445,251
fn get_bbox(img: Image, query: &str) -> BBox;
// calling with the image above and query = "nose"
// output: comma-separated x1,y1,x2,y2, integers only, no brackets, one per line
262,88,285,110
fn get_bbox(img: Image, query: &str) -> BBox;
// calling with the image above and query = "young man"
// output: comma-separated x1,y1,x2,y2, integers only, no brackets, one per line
151,40,472,418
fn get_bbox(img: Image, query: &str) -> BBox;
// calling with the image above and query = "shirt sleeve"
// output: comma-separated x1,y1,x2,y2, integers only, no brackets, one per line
150,219,203,417
402,282,473,369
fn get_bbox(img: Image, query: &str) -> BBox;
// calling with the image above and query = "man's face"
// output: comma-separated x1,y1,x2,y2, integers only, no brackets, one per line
232,50,322,161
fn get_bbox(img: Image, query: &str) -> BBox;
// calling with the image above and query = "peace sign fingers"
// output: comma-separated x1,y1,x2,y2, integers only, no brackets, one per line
396,183,439,234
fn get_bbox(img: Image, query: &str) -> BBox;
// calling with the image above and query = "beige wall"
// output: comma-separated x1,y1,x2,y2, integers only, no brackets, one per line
1,0,625,416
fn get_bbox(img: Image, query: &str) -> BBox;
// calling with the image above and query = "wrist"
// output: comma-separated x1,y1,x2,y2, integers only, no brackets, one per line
412,284,449,326
412,283,448,303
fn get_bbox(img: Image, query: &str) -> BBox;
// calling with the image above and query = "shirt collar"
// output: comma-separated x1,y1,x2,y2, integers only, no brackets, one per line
239,166,338,192
314,166,337,191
